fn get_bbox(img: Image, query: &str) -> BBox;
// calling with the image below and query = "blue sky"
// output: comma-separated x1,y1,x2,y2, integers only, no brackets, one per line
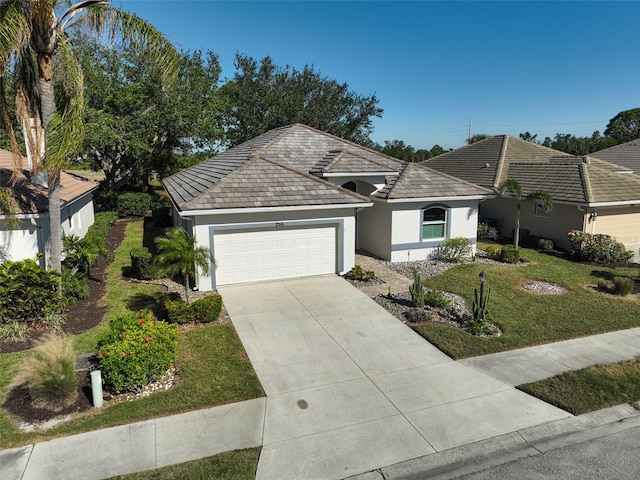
118,1,640,150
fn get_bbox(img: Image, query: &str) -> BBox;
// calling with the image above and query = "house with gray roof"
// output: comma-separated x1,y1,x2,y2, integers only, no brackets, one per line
424,135,640,258
163,124,493,290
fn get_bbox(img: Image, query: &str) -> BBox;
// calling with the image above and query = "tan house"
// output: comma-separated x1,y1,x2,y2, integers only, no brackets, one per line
424,135,640,259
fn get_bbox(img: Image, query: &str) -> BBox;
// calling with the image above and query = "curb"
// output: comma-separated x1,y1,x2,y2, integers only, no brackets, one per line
345,404,640,480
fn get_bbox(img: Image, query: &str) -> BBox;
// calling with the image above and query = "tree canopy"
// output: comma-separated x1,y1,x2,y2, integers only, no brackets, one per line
604,108,640,144
220,54,383,147
76,35,224,190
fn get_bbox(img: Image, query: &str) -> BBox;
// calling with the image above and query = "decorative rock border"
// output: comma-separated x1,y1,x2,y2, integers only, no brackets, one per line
521,280,567,295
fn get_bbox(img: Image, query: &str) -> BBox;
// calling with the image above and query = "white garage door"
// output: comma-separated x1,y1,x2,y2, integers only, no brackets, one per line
214,225,337,285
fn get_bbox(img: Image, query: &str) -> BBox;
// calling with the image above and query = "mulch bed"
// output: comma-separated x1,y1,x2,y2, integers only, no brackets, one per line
0,220,128,355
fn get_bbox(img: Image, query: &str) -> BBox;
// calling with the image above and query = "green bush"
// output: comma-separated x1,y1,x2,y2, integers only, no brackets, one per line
151,194,173,228
484,245,502,259
130,247,154,280
537,238,555,251
62,268,89,301
97,311,178,393
434,237,472,262
164,299,192,324
568,230,634,265
477,223,498,241
499,246,520,264
345,265,376,281
191,294,223,323
0,321,28,342
0,259,62,325
116,192,153,218
424,289,449,308
163,294,223,324
613,277,634,296
20,334,78,411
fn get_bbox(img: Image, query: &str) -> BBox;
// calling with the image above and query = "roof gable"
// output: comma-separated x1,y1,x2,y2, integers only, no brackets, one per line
373,162,492,200
310,149,399,175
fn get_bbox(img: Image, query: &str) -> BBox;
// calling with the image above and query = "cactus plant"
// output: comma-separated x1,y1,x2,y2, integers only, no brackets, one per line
409,269,425,308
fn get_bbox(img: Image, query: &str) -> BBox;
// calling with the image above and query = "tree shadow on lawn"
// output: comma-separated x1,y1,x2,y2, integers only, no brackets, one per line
126,292,174,319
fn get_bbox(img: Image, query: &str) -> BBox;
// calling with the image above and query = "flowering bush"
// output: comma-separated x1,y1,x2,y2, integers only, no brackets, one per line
567,230,633,265
97,311,178,392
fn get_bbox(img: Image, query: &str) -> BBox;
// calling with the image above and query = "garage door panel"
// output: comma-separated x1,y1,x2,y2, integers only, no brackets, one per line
215,225,337,285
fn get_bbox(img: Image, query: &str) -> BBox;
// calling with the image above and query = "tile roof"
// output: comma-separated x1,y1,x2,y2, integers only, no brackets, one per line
424,135,640,205
373,162,492,200
0,150,98,215
165,124,491,211
590,139,640,173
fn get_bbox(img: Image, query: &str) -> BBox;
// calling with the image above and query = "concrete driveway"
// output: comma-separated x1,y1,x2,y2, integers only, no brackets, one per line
219,275,570,480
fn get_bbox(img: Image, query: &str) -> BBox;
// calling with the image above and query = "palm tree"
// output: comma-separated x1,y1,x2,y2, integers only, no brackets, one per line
0,1,179,272
498,178,553,249
154,227,215,305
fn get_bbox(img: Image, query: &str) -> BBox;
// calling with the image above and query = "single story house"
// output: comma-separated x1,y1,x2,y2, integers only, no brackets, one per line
0,149,98,267
424,135,640,259
163,124,493,290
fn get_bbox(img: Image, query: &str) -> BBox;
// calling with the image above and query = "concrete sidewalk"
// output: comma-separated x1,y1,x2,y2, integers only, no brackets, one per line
3,276,640,480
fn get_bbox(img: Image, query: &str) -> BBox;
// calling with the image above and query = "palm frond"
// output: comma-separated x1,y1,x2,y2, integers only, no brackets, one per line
0,1,30,72
498,178,522,200
0,187,19,229
528,190,554,212
44,38,84,171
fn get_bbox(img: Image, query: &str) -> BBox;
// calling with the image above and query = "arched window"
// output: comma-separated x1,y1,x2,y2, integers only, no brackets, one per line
422,207,447,239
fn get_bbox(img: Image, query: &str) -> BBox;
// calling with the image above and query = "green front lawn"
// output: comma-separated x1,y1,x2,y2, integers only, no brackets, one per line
0,220,264,449
413,243,640,358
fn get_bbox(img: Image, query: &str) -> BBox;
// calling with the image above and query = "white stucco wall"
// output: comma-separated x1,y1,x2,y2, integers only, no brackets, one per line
358,200,392,260
181,207,358,291
0,192,96,267
389,200,480,262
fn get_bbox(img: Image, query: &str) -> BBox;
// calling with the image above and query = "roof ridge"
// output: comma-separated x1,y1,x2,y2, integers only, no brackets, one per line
414,162,494,193
385,162,411,198
580,162,593,203
494,135,509,187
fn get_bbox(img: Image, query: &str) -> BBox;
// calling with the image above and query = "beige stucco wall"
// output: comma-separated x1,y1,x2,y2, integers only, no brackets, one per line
479,198,583,250
591,207,640,261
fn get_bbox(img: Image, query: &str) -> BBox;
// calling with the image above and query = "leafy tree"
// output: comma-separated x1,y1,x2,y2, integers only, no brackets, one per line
154,227,214,305
220,54,383,146
76,36,225,190
467,134,491,144
542,131,617,155
604,108,640,144
498,178,553,249
429,145,447,157
0,1,178,272
519,132,539,143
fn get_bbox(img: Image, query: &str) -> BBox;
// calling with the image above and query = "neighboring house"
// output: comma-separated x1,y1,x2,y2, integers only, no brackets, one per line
163,124,493,290
0,149,98,267
424,135,640,259
591,138,640,173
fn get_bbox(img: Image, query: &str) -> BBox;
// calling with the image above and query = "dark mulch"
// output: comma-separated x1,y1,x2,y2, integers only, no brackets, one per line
3,371,95,426
0,220,128,354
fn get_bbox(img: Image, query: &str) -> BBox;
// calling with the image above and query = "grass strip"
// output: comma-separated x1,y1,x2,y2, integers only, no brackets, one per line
518,358,640,415
107,448,260,480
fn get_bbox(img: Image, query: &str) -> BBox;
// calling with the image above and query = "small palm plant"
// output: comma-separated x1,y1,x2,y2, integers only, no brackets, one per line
154,227,214,304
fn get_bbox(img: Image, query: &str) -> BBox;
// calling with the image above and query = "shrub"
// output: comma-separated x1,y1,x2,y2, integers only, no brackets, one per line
116,192,153,218
0,259,62,325
20,334,78,411
97,311,178,393
130,247,153,280
345,265,375,281
424,289,449,309
39,312,66,331
0,321,28,342
537,238,555,251
61,268,89,301
190,294,223,323
409,269,425,308
151,194,173,228
499,246,520,264
433,237,472,262
477,223,498,241
484,245,502,259
568,230,634,265
613,277,634,296
164,299,193,324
